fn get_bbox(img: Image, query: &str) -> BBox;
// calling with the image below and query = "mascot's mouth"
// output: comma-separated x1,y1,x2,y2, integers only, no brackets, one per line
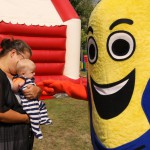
90,69,135,119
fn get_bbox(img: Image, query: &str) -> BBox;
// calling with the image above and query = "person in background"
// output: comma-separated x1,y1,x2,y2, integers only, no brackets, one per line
0,38,41,150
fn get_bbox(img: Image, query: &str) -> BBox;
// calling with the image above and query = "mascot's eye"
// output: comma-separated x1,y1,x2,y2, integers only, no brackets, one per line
107,31,135,61
87,37,98,64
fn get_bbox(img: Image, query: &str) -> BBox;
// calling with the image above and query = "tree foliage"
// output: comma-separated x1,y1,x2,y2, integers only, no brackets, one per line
70,0,94,49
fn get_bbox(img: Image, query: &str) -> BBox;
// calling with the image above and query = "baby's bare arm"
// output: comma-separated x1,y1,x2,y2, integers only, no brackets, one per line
12,78,25,92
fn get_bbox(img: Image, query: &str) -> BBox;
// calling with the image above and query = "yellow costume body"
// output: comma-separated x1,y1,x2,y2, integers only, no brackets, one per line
87,0,150,149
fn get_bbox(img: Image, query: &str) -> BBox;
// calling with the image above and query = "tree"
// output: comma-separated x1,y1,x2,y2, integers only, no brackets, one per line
70,0,94,49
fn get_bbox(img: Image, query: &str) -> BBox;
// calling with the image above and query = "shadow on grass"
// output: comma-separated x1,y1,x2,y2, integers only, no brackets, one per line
33,97,93,150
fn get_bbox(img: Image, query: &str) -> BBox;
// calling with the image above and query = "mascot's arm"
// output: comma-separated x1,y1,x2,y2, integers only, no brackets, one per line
37,80,88,100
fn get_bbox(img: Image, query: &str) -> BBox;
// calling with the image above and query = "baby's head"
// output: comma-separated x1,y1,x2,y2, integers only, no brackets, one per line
16,59,36,79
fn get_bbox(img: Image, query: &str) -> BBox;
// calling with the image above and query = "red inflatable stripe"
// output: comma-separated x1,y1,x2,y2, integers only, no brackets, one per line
35,75,81,83
0,22,67,37
35,75,66,82
35,63,64,75
31,50,65,63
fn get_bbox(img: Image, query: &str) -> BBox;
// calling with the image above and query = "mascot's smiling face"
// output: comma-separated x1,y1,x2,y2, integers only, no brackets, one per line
87,0,150,148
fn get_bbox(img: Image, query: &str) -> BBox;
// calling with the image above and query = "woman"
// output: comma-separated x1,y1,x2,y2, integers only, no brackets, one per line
0,38,41,150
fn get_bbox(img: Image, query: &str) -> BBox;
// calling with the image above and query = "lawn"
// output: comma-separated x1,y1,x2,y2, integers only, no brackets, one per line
33,96,93,150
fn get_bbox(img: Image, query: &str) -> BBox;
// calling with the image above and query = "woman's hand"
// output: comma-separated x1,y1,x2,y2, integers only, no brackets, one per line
24,114,30,123
23,85,42,100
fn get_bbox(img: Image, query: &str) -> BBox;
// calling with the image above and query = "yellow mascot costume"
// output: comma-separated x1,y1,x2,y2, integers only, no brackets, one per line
40,0,150,149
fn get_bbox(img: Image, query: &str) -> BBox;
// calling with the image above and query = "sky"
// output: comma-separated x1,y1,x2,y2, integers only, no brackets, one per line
93,0,99,3
93,0,100,5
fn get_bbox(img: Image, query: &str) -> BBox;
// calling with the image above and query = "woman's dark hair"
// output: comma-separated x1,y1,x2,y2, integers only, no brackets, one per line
0,38,32,57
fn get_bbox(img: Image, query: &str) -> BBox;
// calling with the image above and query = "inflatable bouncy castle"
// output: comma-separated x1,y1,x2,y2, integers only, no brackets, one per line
0,0,81,85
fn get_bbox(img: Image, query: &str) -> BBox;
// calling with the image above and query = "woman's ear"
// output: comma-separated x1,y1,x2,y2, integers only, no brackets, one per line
10,49,16,58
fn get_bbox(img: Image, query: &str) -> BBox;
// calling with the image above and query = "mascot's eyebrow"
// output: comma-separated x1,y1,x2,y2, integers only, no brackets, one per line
87,26,93,34
109,18,133,30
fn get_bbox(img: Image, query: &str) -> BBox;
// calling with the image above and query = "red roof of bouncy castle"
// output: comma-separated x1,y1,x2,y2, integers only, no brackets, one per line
51,0,79,21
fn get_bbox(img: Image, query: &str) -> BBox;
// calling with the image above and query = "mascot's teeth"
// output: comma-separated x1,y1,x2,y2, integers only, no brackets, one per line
94,79,129,95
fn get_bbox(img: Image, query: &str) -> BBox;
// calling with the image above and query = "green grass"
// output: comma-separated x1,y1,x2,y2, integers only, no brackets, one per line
33,97,93,150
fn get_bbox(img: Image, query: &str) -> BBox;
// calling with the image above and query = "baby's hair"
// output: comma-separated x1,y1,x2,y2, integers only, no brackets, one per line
16,59,36,75
0,38,32,57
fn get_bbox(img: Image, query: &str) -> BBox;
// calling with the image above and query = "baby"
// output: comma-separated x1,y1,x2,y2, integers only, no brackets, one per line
13,59,52,139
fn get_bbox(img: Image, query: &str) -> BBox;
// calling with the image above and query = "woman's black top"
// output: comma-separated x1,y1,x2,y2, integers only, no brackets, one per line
0,69,34,150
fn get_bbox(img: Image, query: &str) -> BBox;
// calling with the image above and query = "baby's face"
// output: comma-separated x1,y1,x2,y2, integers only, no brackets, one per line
23,66,35,79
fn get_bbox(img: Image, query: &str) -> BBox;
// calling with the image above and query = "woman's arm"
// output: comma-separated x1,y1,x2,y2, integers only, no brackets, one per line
0,73,29,124
0,109,29,123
